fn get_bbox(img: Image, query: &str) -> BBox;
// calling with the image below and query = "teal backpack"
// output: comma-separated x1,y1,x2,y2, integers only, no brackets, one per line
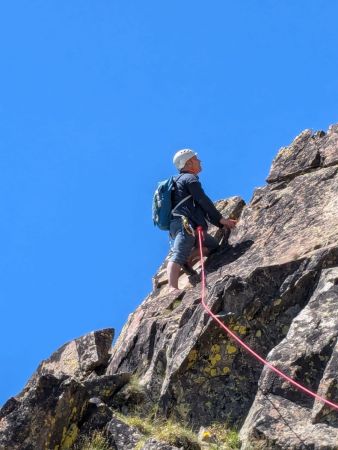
152,175,191,230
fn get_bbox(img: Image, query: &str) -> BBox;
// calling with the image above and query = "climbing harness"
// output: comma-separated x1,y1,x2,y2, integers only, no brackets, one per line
196,226,338,412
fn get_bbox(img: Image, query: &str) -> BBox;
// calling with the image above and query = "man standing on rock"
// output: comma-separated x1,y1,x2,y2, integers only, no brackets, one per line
167,149,236,294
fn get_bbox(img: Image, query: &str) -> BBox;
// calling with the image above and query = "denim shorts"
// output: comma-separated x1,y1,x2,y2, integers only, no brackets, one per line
168,218,219,265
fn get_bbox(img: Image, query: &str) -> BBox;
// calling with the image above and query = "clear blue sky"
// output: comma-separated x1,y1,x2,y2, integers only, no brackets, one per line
1,1,337,405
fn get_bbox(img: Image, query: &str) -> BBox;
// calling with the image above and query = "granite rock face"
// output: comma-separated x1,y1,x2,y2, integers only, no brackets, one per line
1,125,338,450
240,267,338,449
266,125,338,183
106,125,338,447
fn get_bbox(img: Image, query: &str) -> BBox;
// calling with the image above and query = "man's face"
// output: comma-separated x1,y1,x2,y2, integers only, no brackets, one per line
186,155,202,174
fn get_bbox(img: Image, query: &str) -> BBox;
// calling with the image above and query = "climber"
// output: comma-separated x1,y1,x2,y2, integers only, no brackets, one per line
167,149,236,293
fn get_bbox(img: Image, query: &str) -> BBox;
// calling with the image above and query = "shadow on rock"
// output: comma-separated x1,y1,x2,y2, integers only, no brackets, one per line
206,240,254,273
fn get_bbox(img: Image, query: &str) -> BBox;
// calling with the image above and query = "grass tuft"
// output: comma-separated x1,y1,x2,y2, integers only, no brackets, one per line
75,430,111,450
203,422,241,449
127,375,146,396
74,415,240,450
116,414,200,449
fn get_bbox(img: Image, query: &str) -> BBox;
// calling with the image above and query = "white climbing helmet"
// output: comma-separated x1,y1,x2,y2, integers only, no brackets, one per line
173,148,197,170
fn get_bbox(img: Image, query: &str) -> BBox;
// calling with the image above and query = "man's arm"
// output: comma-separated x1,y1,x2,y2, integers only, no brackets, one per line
187,179,237,229
187,180,223,227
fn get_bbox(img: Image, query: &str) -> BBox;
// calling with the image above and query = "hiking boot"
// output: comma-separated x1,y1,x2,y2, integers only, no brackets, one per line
182,263,198,276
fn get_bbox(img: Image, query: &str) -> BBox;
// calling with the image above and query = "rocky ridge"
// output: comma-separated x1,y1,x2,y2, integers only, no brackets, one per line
1,125,338,449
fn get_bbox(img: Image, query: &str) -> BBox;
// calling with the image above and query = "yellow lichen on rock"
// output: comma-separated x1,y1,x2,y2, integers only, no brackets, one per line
187,349,198,369
102,388,113,397
232,324,247,335
273,298,282,306
195,376,206,384
211,344,220,353
238,325,247,335
70,407,77,420
223,366,230,375
210,368,217,377
209,352,221,367
61,423,79,450
226,344,237,355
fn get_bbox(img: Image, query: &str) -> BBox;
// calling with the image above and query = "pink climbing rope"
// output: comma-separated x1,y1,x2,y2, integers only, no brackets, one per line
196,226,338,411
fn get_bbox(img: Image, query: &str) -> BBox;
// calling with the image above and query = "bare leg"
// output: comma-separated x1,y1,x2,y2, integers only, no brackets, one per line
167,246,209,291
167,261,182,291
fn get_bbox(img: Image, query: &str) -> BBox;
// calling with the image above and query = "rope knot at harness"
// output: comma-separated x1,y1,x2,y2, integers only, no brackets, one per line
196,227,338,412
196,225,204,239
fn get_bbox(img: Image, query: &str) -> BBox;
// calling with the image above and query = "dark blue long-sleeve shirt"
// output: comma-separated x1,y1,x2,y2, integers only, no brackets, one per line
171,172,222,230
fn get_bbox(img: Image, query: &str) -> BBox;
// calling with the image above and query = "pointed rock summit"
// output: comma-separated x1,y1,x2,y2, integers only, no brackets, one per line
1,125,338,449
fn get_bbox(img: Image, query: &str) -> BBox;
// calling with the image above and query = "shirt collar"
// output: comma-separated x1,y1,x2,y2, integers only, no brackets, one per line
179,170,199,179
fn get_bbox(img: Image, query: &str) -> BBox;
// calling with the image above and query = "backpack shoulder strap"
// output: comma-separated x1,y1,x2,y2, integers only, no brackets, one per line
173,173,184,183
171,173,192,215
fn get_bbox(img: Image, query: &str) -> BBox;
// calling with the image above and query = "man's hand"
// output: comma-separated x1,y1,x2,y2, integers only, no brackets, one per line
219,217,237,229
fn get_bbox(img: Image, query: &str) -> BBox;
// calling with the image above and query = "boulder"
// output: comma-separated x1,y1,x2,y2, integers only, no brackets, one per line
106,415,143,449
0,329,125,450
141,438,181,449
240,267,338,448
25,328,114,388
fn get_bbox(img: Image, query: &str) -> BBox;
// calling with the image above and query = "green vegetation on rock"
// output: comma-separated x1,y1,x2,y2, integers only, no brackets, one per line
116,412,240,450
203,422,241,449
74,430,111,450
117,413,199,449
